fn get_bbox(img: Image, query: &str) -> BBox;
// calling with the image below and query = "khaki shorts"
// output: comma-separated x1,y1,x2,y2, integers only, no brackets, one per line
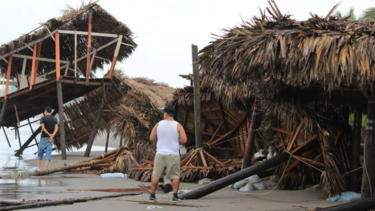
152,154,180,180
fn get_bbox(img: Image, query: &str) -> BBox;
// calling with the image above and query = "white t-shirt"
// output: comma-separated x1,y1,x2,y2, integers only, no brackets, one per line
156,120,180,155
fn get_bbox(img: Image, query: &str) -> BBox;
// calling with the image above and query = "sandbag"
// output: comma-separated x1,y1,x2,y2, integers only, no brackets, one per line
253,181,268,190
100,173,127,179
247,174,261,183
233,180,248,189
326,192,361,202
239,182,256,192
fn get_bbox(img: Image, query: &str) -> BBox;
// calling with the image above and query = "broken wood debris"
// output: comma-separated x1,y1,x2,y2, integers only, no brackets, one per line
118,199,208,207
0,193,141,211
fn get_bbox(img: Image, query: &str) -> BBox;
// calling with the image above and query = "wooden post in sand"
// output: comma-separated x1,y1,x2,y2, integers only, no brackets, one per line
192,44,203,166
105,129,110,153
350,109,362,191
361,101,375,198
243,102,259,169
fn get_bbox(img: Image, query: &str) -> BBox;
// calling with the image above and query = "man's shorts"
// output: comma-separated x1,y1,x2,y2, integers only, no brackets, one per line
152,154,180,180
38,137,54,160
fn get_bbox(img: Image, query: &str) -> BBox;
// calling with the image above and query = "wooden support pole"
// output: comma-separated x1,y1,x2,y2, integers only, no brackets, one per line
56,82,66,160
35,42,43,71
210,115,246,146
2,127,11,148
86,9,92,80
5,55,12,97
0,99,8,129
55,32,61,80
30,44,38,89
350,109,362,192
107,35,123,78
15,125,22,148
74,32,77,80
105,129,110,153
192,44,203,166
243,103,259,169
20,59,27,90
119,136,123,148
14,124,44,157
27,119,39,147
84,87,108,157
361,101,375,199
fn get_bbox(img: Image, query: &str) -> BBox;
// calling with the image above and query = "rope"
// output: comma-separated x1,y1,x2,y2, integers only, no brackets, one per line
285,151,324,173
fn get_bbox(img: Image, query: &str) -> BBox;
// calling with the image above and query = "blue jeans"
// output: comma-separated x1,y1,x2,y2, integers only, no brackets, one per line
38,137,54,160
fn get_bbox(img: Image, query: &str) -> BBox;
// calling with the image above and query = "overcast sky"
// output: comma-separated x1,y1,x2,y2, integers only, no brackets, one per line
0,0,373,88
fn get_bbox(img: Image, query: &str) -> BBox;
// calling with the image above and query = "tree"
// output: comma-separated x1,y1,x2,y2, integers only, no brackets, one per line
335,7,375,20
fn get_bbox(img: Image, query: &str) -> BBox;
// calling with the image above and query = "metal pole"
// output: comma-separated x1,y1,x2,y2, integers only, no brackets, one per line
361,101,375,198
0,99,8,129
192,44,203,166
2,126,11,148
16,125,21,148
119,136,123,148
27,119,39,147
57,81,67,160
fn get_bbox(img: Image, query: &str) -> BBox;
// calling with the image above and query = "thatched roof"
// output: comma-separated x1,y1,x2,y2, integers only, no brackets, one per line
198,1,375,107
0,2,136,77
55,70,174,162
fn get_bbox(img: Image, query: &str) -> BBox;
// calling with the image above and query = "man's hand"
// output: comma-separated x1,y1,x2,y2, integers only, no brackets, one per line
49,134,54,142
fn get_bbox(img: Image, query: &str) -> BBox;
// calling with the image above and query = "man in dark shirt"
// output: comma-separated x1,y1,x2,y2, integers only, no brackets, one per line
37,106,58,171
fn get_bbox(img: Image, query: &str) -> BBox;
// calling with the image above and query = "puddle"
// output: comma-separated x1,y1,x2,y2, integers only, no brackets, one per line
0,178,69,199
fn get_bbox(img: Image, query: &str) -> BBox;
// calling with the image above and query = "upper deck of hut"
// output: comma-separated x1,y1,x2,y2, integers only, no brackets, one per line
0,3,136,127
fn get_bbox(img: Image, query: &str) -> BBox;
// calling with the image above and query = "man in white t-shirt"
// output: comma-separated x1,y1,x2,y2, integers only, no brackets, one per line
149,106,187,202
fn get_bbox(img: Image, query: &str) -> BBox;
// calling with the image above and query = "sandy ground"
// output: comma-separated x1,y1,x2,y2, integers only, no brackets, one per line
0,134,343,211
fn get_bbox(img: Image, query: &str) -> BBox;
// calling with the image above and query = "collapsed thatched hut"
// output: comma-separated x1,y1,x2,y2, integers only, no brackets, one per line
54,70,175,162
175,1,375,198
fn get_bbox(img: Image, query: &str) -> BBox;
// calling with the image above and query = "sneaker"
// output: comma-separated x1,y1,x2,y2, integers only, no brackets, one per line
149,194,156,202
172,196,181,203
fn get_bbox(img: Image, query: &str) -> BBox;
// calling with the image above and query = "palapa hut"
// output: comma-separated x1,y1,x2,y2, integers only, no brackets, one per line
0,2,137,158
174,1,375,198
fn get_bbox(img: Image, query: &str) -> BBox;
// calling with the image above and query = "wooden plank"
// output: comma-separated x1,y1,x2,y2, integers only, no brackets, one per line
208,122,224,143
5,55,13,97
278,132,286,150
34,42,43,71
108,35,123,78
142,159,154,165
199,150,208,167
287,121,304,151
55,32,61,80
29,44,38,89
202,150,224,166
293,155,325,168
184,150,198,167
57,30,119,38
86,9,92,79
290,135,317,154
20,59,27,90
209,115,246,146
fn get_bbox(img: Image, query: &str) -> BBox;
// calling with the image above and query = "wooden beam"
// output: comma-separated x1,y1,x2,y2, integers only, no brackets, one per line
55,32,61,80
34,42,43,71
108,35,123,78
290,135,317,154
20,59,27,90
86,9,92,80
46,38,119,76
208,121,224,143
5,55,13,97
293,155,325,168
30,44,38,89
12,54,69,64
74,32,77,79
199,150,208,167
202,108,221,113
206,116,222,120
57,30,119,38
210,115,246,146
287,121,304,151
203,150,224,166
56,82,66,160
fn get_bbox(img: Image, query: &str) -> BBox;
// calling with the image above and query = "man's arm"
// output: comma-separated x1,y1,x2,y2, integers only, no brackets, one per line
41,124,51,136
51,124,59,138
177,123,187,144
150,123,159,142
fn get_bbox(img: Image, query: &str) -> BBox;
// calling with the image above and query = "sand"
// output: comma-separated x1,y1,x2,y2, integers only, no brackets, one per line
0,133,341,211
